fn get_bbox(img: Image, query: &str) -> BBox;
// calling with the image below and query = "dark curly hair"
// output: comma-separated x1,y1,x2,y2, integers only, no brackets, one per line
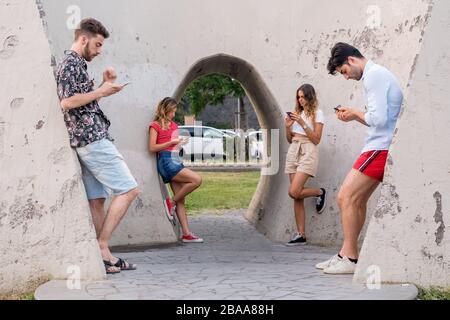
327,42,364,75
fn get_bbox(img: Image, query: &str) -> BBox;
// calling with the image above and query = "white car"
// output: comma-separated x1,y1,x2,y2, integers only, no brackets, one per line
178,126,233,160
219,129,240,138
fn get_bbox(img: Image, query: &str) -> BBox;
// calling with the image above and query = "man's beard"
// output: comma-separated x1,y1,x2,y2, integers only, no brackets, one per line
355,65,365,81
356,70,363,81
82,43,95,61
351,68,363,81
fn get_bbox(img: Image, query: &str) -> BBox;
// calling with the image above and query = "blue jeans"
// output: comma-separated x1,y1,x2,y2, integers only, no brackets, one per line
76,139,138,200
157,151,185,184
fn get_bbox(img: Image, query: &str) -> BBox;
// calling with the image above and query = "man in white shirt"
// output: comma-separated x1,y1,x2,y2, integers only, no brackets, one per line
316,43,404,274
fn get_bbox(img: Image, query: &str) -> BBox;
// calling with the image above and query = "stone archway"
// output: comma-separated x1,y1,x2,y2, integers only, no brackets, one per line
172,54,291,240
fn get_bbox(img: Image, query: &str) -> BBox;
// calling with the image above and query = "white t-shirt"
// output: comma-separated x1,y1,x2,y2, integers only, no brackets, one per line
292,109,325,135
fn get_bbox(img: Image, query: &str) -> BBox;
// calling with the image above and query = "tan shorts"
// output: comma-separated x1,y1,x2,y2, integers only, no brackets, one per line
285,135,319,177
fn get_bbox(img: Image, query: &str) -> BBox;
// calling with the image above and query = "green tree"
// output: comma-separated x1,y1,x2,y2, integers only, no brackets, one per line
182,73,245,117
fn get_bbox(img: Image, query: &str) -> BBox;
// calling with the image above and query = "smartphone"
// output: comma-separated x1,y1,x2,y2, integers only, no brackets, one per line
286,112,294,118
112,82,130,88
334,105,342,111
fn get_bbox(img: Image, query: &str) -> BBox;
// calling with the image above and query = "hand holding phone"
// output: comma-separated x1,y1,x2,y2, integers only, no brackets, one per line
111,82,131,89
180,136,189,145
334,105,342,112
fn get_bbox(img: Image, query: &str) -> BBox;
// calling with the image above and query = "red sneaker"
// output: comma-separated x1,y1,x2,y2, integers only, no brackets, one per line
182,233,204,243
165,197,176,221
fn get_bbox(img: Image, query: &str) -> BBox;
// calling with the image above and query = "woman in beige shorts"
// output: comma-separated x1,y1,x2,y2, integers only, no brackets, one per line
284,84,327,246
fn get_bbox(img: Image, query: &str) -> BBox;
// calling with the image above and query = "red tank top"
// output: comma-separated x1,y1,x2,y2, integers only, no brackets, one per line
149,121,179,152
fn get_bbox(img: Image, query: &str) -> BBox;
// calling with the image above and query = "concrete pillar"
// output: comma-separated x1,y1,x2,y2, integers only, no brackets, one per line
0,0,104,294
355,0,450,287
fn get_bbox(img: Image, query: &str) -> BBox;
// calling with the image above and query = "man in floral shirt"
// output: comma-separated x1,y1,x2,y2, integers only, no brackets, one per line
56,18,139,274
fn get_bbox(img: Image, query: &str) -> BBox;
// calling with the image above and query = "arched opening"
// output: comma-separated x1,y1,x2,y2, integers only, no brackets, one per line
170,54,290,239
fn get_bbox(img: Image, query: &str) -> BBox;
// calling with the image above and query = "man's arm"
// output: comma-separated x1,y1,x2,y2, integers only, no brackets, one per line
336,108,369,127
60,82,124,111
60,90,103,111
363,73,389,128
57,63,122,111
352,110,369,127
97,67,117,102
336,71,390,127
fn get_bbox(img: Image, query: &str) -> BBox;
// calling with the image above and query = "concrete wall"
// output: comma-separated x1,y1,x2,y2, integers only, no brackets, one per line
37,0,431,246
355,0,449,287
0,0,105,294
1,0,447,292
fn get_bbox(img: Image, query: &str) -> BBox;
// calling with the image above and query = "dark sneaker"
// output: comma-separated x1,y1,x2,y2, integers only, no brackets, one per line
286,233,307,246
316,188,326,214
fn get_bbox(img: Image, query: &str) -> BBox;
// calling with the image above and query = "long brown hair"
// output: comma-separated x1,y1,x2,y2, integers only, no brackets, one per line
154,97,177,130
295,84,318,120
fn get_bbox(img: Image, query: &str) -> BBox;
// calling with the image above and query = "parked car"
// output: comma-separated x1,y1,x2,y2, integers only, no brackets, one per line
219,129,240,138
178,125,234,160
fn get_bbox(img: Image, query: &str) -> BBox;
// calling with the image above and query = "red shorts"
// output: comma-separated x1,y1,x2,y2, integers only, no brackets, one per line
353,150,388,182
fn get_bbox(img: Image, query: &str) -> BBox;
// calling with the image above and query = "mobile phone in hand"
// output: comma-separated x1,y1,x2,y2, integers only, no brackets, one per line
334,105,342,111
112,82,131,89
286,112,294,119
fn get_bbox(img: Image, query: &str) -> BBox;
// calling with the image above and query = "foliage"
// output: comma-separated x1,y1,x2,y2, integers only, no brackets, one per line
417,286,450,300
182,73,245,117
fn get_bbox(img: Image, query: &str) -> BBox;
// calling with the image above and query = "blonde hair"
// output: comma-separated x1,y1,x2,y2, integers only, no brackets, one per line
295,84,318,121
154,97,177,130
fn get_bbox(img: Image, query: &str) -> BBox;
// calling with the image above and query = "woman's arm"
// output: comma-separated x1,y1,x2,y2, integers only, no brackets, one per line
285,117,294,144
302,122,324,146
290,113,324,145
148,127,180,153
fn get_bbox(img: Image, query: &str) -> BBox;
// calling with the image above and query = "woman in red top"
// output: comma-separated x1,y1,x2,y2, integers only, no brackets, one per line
149,97,204,243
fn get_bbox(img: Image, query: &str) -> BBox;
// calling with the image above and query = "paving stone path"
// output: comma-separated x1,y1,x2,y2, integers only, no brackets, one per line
35,210,417,300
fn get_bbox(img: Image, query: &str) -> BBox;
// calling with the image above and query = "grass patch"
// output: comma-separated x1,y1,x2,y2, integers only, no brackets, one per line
19,292,35,300
417,286,450,300
168,171,260,214
0,292,35,300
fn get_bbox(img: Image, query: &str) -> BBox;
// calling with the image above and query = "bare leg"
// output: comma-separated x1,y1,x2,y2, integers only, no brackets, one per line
288,172,322,200
171,168,202,203
337,169,380,259
88,198,106,238
356,182,379,237
98,188,139,263
170,181,191,236
289,174,307,236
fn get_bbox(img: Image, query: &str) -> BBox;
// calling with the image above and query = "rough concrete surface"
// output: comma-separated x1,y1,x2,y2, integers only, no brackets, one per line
355,0,449,287
0,0,448,294
0,0,104,295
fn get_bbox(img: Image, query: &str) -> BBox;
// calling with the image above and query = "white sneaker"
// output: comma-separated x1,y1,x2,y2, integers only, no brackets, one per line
315,254,341,270
323,256,356,274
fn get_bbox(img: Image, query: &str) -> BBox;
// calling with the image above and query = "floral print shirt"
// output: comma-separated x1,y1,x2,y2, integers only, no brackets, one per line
56,50,113,148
